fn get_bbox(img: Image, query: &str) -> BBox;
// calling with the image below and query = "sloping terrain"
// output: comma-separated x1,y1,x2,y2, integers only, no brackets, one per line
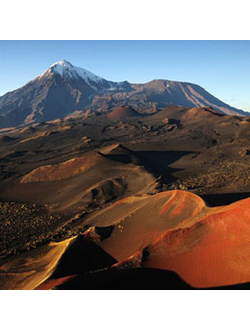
3,144,157,215
0,60,129,128
0,238,73,290
2,190,250,290
1,105,250,261
0,143,158,259
0,60,246,129
43,191,250,289
83,191,207,261
107,106,141,120
1,104,250,289
139,202,250,288
114,193,250,288
110,80,245,115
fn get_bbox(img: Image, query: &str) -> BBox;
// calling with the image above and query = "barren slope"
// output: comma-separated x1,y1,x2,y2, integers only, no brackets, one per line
92,191,250,288
1,104,250,290
3,144,157,215
3,190,250,289
107,106,141,120
0,238,73,290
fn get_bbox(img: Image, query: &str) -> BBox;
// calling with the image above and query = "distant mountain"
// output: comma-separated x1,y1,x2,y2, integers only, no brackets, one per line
0,60,246,128
126,80,246,116
0,60,130,128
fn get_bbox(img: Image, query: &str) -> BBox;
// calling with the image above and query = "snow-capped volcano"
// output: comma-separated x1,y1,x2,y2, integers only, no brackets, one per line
50,60,103,82
0,60,131,127
0,59,247,129
42,59,126,91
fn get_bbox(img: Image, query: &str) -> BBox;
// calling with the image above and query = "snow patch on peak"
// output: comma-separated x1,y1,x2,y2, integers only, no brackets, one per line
50,60,73,74
50,60,76,78
36,60,128,92
50,60,104,87
53,59,73,67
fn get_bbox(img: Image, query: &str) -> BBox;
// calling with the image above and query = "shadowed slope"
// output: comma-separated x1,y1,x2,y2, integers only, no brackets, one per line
138,197,250,288
0,238,73,290
4,144,157,214
52,268,191,290
84,191,211,261
100,191,250,288
3,190,250,289
37,191,250,290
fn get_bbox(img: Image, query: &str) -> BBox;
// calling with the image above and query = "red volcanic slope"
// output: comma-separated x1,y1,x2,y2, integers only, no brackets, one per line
84,191,211,261
113,193,250,288
107,106,141,120
82,190,250,288
139,197,250,288
18,190,250,289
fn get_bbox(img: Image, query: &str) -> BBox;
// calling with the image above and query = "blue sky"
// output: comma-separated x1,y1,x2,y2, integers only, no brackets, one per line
0,40,249,111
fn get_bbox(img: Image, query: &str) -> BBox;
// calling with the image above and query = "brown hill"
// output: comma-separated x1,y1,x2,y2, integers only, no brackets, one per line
123,195,250,288
3,144,157,215
3,190,250,289
150,105,188,120
84,190,250,288
84,190,208,261
20,151,102,183
181,106,226,124
107,106,141,120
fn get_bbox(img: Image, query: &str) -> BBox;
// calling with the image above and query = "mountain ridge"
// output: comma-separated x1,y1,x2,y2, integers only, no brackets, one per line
0,60,247,129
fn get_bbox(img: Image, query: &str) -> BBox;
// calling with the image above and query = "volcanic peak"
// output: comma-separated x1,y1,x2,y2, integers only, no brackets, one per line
48,59,104,83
